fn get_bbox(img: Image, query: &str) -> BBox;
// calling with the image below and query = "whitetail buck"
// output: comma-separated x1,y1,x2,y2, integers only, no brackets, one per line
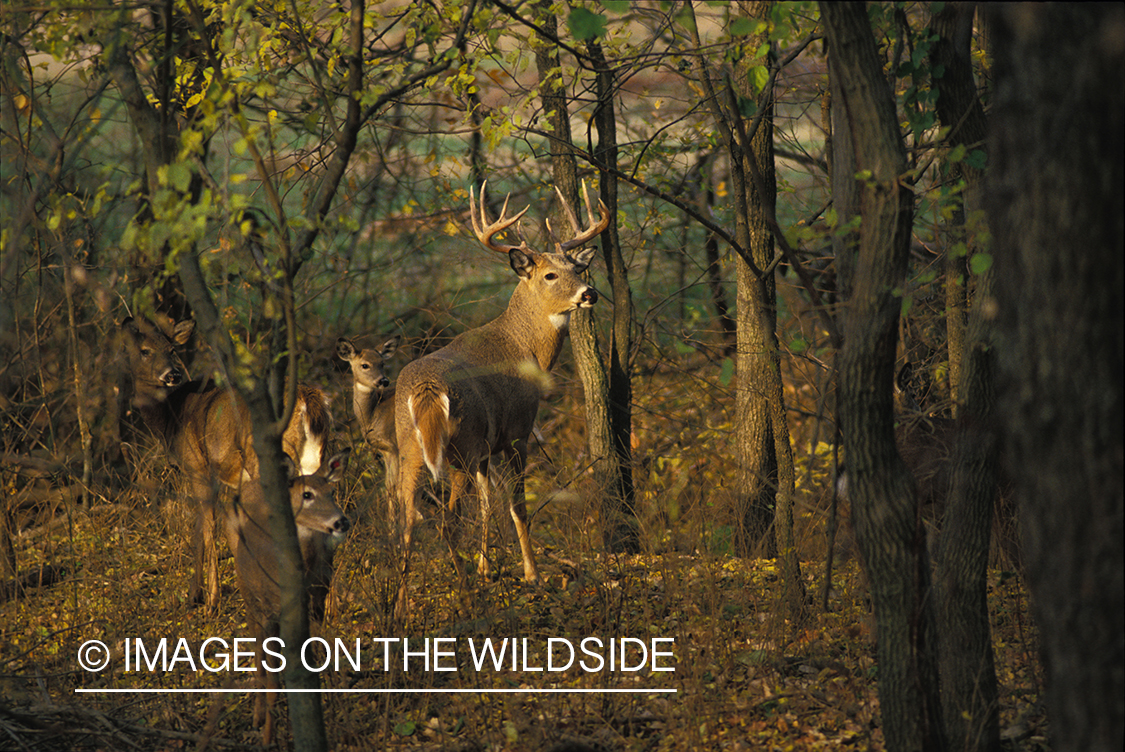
393,181,609,611
118,316,332,611
335,335,403,525
224,449,350,746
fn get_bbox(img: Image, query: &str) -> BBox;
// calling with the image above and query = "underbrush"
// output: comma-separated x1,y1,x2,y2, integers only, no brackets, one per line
0,446,1045,750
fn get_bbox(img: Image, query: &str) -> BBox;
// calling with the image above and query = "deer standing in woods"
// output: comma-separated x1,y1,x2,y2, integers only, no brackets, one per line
224,449,350,746
393,182,609,614
118,316,332,612
335,335,405,526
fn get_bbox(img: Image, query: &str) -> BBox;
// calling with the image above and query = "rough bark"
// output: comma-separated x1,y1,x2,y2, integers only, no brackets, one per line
820,3,946,751
587,39,639,552
988,5,1124,751
532,4,633,551
928,5,1001,750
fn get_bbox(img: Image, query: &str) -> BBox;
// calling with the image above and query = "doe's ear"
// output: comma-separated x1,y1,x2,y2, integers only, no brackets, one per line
171,319,195,345
336,337,357,360
379,336,400,359
509,247,538,280
318,448,351,484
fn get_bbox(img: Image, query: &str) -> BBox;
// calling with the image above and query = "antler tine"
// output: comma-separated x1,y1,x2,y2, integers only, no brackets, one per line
557,179,611,253
552,185,584,236
470,181,530,255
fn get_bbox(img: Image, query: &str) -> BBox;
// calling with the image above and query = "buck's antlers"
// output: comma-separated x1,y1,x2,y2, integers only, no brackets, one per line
470,182,530,254
470,180,610,256
549,181,611,253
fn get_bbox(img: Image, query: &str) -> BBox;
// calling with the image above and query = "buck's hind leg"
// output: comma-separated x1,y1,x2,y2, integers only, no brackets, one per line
506,443,539,583
394,451,428,621
474,459,493,579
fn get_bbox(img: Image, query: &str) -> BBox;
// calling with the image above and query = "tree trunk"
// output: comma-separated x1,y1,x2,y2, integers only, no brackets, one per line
820,4,946,751
106,27,329,749
988,6,1124,751
178,249,328,752
928,5,1001,750
587,39,639,552
532,4,633,551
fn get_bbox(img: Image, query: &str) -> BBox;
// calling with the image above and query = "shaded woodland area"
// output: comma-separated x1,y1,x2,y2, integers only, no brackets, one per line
1,2,1121,751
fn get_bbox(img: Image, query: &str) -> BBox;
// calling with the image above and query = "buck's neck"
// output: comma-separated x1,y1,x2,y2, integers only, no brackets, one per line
494,284,572,372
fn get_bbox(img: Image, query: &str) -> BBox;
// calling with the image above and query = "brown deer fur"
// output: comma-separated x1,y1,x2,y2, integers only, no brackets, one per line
118,316,332,611
393,183,608,615
336,336,402,525
225,450,350,746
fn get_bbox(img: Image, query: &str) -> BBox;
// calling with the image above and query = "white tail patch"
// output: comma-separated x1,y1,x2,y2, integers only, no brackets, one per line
298,408,323,475
408,392,450,482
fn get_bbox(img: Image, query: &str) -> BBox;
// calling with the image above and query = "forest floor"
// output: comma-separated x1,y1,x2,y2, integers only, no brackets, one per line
1,467,1048,752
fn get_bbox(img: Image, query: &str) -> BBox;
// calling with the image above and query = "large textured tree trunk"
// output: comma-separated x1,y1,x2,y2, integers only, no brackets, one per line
587,38,638,551
988,6,1124,751
532,5,635,550
821,4,946,751
729,0,780,557
928,5,1001,751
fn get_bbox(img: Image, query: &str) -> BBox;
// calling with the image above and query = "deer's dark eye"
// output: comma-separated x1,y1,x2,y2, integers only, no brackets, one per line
303,490,314,501
545,272,558,281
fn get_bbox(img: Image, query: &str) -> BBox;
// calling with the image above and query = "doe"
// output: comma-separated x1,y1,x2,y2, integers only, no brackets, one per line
118,316,332,611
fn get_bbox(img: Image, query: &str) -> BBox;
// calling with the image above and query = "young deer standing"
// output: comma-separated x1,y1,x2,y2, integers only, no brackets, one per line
394,182,609,611
335,335,403,525
224,449,351,746
118,316,332,612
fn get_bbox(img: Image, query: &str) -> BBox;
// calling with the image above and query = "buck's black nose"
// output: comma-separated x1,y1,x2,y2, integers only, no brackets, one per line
581,288,598,305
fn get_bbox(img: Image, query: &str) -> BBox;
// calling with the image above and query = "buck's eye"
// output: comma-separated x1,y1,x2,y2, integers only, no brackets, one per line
303,490,314,502
545,272,558,281
361,364,370,370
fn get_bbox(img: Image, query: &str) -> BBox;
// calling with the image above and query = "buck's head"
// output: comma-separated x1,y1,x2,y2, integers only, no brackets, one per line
119,316,194,406
470,181,609,330
336,336,398,392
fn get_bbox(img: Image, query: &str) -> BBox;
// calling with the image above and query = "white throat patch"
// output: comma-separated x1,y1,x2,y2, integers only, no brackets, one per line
549,311,572,331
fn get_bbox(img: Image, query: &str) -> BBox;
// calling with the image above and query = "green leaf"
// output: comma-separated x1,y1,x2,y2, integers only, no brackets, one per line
601,0,629,12
969,253,993,275
568,7,607,40
393,721,416,736
749,65,769,94
729,17,757,36
719,357,735,387
965,149,987,170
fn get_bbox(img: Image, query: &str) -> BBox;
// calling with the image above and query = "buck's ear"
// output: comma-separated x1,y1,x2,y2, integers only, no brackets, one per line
568,244,598,272
509,247,537,279
283,454,300,480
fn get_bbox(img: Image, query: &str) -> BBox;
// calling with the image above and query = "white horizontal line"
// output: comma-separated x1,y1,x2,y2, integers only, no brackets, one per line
75,688,677,694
